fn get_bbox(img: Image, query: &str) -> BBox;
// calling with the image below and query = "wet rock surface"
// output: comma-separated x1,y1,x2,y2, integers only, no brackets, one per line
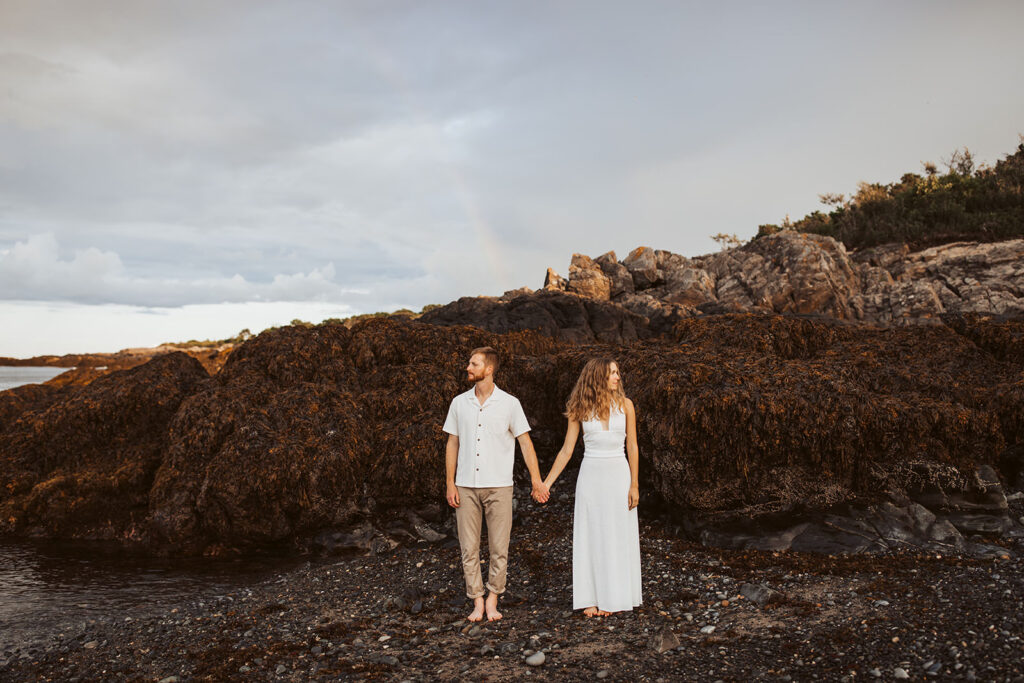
3,491,1022,681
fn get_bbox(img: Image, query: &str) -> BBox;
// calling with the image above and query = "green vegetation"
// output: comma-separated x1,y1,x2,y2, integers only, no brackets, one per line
165,328,253,348
756,139,1024,250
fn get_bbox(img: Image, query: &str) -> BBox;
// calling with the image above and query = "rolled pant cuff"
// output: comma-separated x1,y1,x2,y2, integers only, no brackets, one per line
485,584,505,596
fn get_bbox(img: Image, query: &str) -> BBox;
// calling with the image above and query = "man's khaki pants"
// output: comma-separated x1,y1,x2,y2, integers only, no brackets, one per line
455,485,513,599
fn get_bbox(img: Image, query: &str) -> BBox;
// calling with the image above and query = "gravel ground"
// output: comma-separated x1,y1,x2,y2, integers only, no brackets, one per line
2,490,1022,682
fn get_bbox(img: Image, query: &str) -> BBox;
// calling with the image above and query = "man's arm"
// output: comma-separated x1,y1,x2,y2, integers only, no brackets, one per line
445,434,460,508
516,432,549,503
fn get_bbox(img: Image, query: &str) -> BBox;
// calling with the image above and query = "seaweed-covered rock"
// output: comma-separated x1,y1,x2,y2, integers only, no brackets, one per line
0,353,208,540
146,320,557,553
419,289,648,343
3,311,1024,556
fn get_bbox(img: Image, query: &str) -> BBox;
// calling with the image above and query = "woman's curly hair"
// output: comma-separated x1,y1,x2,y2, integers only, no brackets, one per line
565,358,626,422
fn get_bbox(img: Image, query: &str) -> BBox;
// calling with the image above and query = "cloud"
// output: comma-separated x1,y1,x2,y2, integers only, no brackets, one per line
0,233,358,307
1,0,1023,321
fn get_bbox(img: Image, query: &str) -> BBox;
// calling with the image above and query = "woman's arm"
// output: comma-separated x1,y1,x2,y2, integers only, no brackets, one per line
625,398,640,510
543,418,580,490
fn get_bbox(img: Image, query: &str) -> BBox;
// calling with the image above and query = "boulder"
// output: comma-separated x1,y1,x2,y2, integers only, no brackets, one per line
595,251,635,298
622,246,662,289
567,253,612,301
543,268,567,292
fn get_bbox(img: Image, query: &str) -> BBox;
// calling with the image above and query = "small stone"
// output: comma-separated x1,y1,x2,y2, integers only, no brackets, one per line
480,644,495,656
275,664,287,675
311,646,323,655
597,671,610,679
158,678,180,683
238,666,251,673
83,641,98,649
739,583,780,607
468,624,483,637
869,668,881,678
525,651,546,666
875,599,890,607
700,625,716,634
648,627,680,653
378,634,391,642
894,668,909,679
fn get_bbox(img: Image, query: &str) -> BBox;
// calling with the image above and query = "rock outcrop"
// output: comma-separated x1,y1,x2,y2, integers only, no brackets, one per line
420,289,649,344
540,233,1024,330
0,343,233,386
0,353,209,541
2,313,1023,556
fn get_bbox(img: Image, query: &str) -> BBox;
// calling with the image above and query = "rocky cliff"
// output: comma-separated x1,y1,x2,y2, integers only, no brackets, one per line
551,232,1024,327
422,233,1024,341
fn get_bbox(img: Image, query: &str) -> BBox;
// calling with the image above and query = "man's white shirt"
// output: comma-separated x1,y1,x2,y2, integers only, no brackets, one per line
443,385,531,488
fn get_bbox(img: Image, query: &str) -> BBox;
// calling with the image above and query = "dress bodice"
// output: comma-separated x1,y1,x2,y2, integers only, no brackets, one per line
581,404,626,457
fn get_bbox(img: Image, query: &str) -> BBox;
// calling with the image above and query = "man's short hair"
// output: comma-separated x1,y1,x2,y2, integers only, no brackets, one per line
471,346,500,372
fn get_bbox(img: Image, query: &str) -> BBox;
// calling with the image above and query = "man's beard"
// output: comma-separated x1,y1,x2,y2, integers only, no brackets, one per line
467,371,485,383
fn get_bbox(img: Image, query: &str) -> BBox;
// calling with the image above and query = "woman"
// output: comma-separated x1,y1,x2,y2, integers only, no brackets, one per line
543,358,642,616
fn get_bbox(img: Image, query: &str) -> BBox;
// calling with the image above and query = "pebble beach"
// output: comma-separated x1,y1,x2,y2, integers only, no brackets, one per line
3,490,1022,682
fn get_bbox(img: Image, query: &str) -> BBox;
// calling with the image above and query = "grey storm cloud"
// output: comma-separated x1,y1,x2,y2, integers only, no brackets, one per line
1,1,1023,311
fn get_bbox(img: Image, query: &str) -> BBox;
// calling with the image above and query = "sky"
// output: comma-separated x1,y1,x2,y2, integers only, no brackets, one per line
1,1,1022,357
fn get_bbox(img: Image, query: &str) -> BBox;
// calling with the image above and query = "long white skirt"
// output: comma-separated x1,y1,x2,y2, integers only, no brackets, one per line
572,455,643,612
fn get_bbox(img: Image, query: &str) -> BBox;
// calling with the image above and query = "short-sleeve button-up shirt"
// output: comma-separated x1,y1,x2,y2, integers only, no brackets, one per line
443,385,531,488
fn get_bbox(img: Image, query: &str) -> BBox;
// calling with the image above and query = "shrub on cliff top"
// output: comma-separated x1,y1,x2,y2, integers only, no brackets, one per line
758,141,1024,250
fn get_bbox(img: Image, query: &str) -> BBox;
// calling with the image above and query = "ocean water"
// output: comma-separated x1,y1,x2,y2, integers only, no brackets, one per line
0,366,70,392
0,367,311,654
0,539,309,653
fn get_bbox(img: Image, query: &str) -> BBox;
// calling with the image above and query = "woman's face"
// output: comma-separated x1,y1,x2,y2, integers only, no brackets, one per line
606,362,620,391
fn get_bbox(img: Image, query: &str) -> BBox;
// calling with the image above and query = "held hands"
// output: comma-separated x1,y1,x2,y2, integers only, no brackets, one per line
531,479,550,504
446,482,460,508
628,485,639,511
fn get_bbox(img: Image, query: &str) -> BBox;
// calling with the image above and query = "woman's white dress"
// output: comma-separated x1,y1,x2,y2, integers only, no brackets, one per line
572,405,643,612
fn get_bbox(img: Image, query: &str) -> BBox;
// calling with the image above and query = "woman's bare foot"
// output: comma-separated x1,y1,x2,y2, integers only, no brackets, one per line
583,606,598,617
485,593,503,621
596,609,612,616
467,597,485,622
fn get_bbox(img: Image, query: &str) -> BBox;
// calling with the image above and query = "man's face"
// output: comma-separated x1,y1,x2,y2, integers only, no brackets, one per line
466,353,491,383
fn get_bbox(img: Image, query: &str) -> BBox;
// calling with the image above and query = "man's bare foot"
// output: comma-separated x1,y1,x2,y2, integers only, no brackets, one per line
583,606,598,617
596,609,612,616
485,593,503,621
467,597,485,622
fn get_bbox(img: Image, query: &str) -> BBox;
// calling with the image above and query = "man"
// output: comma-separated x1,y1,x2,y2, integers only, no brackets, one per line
443,346,549,622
